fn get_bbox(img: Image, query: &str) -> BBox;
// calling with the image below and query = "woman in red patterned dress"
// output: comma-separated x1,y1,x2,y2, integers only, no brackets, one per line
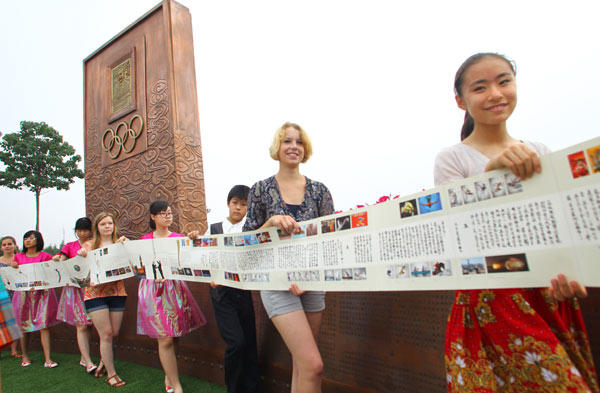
433,53,598,393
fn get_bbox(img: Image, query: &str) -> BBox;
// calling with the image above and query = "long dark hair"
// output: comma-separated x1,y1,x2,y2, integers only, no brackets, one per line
454,53,516,140
149,200,170,230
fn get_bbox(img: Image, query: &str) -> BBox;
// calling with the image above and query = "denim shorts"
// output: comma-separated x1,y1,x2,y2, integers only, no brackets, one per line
260,290,325,319
84,296,127,313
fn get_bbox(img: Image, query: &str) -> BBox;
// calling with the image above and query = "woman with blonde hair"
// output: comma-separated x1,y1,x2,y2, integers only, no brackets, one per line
77,212,128,387
244,122,334,393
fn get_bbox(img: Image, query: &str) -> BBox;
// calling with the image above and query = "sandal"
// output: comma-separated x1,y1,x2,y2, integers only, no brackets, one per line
86,363,98,374
94,360,106,378
79,360,86,367
21,360,31,367
106,374,126,387
11,352,22,358
44,361,59,368
165,385,174,393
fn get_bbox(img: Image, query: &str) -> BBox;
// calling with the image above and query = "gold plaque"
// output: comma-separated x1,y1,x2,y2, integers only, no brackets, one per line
111,59,131,113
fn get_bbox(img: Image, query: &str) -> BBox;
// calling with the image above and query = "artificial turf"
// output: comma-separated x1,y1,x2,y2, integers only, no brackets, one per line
0,350,226,393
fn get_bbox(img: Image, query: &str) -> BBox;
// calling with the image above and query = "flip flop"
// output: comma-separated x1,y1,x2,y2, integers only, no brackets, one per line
11,352,22,358
86,363,98,374
94,360,106,378
21,360,31,367
106,374,126,387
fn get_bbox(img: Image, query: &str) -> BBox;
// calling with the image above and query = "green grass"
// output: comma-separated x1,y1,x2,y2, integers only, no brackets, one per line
0,350,226,393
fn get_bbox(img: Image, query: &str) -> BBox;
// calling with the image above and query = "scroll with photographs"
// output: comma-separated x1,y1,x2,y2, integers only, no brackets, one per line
0,260,74,291
2,137,600,292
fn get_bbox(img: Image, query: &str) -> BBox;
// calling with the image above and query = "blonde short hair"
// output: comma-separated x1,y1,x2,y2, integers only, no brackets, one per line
269,122,313,163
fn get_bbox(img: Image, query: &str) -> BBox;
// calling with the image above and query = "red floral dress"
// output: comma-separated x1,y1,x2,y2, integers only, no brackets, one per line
435,142,599,392
445,289,598,392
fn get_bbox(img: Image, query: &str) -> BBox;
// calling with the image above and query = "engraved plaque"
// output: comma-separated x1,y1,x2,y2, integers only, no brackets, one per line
111,58,131,113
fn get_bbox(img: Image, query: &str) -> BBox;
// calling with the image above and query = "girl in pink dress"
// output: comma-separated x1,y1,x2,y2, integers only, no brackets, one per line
11,230,59,368
52,217,96,373
138,200,206,393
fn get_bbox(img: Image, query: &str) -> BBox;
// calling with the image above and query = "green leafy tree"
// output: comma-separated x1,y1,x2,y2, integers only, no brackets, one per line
44,243,62,256
0,121,84,231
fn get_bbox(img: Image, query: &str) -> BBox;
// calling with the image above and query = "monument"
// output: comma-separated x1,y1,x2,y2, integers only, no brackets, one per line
83,0,206,238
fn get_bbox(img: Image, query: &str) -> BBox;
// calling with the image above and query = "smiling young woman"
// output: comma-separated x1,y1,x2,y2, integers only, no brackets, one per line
434,53,598,393
244,122,334,393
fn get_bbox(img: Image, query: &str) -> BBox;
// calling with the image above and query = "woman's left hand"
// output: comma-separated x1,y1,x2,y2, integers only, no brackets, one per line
117,236,128,243
548,274,588,301
289,283,306,296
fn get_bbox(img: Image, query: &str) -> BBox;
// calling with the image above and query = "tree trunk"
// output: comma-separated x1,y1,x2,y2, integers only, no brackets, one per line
35,189,40,231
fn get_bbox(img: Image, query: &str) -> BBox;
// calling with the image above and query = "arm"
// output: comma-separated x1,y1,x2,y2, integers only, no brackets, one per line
243,180,300,233
77,240,93,257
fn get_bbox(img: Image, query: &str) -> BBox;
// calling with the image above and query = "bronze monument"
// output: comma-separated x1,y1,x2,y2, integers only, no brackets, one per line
83,0,206,238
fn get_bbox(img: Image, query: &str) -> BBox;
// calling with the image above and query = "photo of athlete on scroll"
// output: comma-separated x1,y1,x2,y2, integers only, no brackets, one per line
434,52,598,393
244,123,334,393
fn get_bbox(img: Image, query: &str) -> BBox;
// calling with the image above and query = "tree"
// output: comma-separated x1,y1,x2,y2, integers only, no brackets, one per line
0,121,84,230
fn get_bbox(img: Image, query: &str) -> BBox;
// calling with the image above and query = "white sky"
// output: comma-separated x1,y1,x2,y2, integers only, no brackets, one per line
1,0,599,246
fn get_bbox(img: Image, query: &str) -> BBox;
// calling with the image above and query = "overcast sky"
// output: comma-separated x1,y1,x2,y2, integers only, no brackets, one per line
1,0,599,246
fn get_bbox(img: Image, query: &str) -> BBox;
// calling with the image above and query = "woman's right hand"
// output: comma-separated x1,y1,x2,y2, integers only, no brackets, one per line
187,230,200,240
11,261,18,269
266,215,302,235
77,248,88,258
485,143,542,180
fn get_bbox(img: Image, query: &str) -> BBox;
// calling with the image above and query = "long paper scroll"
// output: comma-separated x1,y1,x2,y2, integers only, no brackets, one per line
2,137,600,292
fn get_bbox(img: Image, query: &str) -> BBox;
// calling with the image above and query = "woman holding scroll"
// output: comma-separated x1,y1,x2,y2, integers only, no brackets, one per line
138,200,206,393
77,212,128,387
11,230,59,368
244,122,334,393
433,52,598,393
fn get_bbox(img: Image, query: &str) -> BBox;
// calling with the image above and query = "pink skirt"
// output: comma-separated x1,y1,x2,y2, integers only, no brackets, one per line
12,289,59,332
57,286,91,326
137,279,206,338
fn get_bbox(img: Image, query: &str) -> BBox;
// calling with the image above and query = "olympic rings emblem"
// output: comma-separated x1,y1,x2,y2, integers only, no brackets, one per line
102,115,144,159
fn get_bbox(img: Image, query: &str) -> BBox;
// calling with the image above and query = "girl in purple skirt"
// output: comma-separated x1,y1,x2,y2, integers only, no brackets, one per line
138,200,206,393
52,217,96,374
11,230,59,368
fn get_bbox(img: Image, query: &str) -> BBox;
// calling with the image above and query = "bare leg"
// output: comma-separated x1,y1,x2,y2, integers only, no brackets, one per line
40,328,53,363
291,311,322,393
76,325,93,365
272,310,323,393
10,340,20,356
20,333,30,363
158,337,183,393
88,309,118,377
